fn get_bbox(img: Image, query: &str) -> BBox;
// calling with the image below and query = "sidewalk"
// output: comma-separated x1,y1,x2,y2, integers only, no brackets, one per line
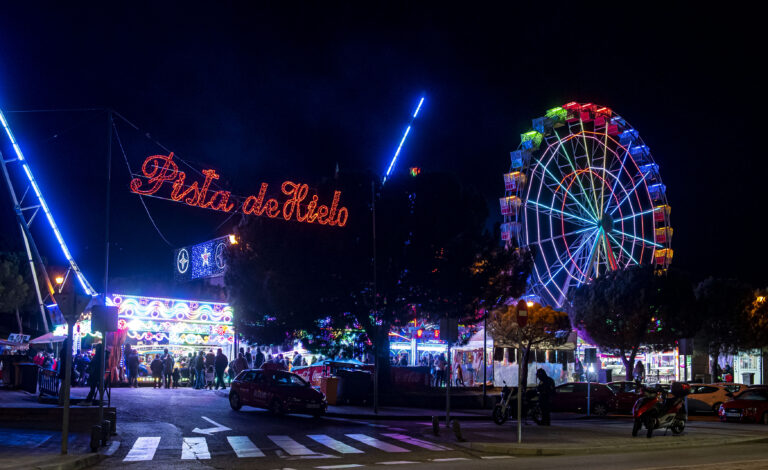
0,428,105,470
422,419,768,457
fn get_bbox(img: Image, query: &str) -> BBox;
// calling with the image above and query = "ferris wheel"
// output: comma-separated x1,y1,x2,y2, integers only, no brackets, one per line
500,102,673,308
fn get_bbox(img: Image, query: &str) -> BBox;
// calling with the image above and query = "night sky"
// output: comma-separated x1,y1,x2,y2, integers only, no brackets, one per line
0,4,765,294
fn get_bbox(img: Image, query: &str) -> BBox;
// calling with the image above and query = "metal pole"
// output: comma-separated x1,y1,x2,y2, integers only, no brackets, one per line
517,348,522,443
446,340,451,426
61,320,73,454
98,110,113,425
587,367,591,417
372,180,379,414
482,314,487,405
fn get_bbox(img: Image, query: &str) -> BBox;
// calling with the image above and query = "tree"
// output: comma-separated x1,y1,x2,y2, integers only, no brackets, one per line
569,265,696,380
748,291,768,348
694,278,755,380
0,252,34,334
487,301,571,388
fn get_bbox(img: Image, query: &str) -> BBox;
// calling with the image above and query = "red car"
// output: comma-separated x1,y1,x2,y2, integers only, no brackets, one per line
229,369,327,416
606,381,644,414
551,382,616,416
718,386,768,424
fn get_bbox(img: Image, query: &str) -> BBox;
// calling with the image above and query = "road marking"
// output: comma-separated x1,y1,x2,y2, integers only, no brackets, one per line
269,435,316,456
182,437,211,460
431,458,468,462
481,455,515,459
123,437,160,462
308,435,364,454
381,434,450,451
315,465,365,469
376,461,417,465
346,434,409,453
192,416,231,435
228,436,265,458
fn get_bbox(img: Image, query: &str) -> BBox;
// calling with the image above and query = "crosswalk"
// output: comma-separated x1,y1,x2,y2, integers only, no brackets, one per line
122,432,451,462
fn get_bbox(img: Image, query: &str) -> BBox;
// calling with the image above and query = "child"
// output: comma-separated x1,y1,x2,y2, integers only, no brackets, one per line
205,365,215,390
172,367,180,389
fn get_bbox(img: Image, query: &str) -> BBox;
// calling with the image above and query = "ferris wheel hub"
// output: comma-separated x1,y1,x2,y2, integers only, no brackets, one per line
598,213,614,233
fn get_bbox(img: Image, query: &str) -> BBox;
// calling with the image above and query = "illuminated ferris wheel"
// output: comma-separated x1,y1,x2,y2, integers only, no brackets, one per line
500,102,673,307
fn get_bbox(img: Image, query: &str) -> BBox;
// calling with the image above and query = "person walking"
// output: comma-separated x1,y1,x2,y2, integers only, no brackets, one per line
536,368,556,426
172,367,180,388
187,352,196,387
163,349,174,389
214,348,228,390
434,354,447,387
234,352,248,375
84,345,108,403
195,350,206,389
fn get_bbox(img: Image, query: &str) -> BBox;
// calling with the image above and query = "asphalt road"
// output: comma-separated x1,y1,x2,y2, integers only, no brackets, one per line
90,387,768,470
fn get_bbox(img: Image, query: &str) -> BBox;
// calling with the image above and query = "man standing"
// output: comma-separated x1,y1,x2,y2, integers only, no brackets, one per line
127,347,139,388
163,349,174,389
536,368,556,426
195,351,206,389
214,348,228,390
254,347,265,369
245,347,253,368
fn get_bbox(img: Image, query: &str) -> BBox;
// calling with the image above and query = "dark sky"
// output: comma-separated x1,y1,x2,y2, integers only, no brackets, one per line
0,3,765,292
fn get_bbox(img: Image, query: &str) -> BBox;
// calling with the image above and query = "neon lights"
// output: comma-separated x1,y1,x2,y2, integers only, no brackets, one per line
130,153,348,227
109,294,233,324
0,108,96,295
383,96,426,184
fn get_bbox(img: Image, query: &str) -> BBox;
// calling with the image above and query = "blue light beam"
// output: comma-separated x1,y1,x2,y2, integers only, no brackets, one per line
383,96,425,184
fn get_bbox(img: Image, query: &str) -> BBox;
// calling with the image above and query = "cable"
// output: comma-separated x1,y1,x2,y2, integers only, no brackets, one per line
112,119,174,247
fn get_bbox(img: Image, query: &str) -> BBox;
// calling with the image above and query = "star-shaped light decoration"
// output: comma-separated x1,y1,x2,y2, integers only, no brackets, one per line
201,247,211,266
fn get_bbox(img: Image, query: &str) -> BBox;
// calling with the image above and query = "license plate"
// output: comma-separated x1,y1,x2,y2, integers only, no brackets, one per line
306,404,320,408
725,412,740,417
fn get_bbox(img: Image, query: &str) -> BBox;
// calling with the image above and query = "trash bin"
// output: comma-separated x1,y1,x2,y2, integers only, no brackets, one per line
16,363,39,394
321,376,339,405
336,369,372,405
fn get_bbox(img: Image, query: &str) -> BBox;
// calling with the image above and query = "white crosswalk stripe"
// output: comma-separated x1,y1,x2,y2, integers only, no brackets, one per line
307,434,364,454
181,437,210,460
345,434,410,453
123,437,160,462
381,433,450,451
227,435,265,458
268,434,316,455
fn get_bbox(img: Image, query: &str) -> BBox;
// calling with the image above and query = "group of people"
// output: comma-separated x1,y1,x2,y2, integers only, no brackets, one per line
181,348,229,390
148,348,179,389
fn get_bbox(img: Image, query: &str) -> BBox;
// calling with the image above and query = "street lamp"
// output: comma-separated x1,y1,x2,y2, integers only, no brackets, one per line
55,276,64,285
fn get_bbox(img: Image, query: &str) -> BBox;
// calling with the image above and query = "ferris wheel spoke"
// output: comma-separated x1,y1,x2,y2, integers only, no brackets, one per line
552,131,600,219
608,171,649,216
582,229,603,280
602,145,631,214
577,121,602,213
527,199,595,226
536,225,595,245
613,207,655,223
607,232,639,265
534,158,598,222
611,229,662,248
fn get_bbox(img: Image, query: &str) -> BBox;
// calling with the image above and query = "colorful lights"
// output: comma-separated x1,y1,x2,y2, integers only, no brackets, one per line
0,108,96,295
383,96,426,184
130,153,348,227
108,294,233,324
409,167,421,177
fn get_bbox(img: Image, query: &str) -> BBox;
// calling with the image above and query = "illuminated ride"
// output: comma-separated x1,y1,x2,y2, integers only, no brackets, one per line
500,102,673,307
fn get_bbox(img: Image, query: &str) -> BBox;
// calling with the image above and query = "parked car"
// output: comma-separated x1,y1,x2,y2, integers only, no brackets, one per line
229,369,327,416
718,387,768,424
606,381,644,413
551,382,616,416
687,384,748,414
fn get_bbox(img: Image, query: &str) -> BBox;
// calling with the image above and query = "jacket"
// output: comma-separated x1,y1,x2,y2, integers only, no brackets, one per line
215,353,228,371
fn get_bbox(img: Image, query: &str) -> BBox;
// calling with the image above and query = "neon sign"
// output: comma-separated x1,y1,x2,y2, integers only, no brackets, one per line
130,153,349,227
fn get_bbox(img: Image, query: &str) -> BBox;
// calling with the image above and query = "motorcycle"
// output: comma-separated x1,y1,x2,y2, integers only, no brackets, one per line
493,381,543,425
632,381,690,438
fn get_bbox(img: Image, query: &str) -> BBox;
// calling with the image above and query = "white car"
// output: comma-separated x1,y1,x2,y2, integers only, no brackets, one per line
687,383,749,413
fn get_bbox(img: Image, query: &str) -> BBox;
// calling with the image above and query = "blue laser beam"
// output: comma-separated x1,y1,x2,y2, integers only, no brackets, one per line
383,96,425,184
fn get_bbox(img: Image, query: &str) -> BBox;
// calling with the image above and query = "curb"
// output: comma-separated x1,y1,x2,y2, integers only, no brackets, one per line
325,412,491,421
455,436,768,457
7,452,106,470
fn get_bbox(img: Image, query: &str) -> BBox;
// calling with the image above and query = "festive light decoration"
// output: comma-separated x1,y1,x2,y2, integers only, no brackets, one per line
108,294,233,324
130,153,348,227
383,96,426,184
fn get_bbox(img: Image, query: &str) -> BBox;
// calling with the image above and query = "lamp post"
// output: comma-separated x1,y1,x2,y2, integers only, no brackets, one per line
371,95,425,414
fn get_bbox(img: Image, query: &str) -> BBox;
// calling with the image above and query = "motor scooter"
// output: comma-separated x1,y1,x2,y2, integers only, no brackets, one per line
492,381,542,425
632,381,690,438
